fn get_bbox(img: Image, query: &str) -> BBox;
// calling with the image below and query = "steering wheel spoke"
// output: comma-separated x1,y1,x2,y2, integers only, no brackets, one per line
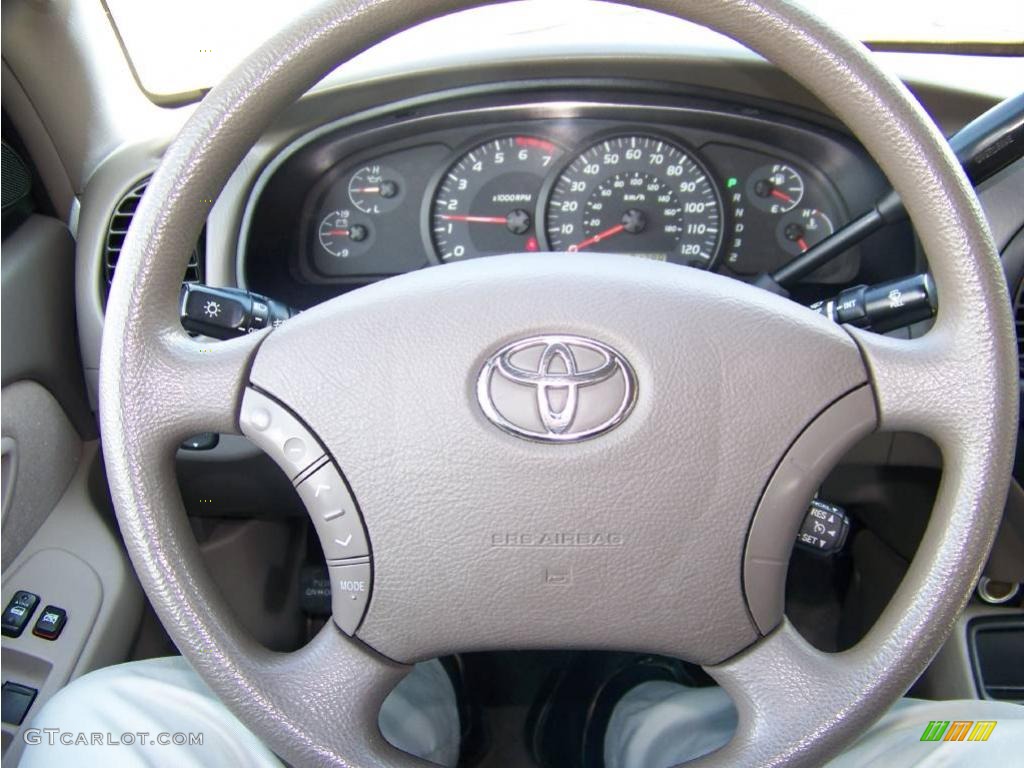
105,325,420,765
698,316,1016,766
109,326,265,449
699,622,889,768
847,325,972,440
224,627,420,767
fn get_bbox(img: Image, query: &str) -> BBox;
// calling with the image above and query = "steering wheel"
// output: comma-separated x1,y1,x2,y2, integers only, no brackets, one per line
99,0,1017,765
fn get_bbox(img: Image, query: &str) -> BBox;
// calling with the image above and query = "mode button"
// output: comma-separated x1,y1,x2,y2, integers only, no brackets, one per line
329,561,371,635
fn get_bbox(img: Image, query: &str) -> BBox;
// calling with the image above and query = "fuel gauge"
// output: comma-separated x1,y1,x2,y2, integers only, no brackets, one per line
747,163,804,214
776,207,834,257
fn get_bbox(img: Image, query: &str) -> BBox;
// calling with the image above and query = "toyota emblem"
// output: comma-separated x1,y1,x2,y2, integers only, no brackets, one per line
477,335,637,442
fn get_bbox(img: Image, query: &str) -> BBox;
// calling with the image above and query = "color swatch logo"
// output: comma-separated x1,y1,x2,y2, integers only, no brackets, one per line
920,720,997,742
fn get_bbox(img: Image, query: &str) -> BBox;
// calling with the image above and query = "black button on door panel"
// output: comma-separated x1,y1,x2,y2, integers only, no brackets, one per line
1,682,38,725
1,591,40,638
32,605,68,640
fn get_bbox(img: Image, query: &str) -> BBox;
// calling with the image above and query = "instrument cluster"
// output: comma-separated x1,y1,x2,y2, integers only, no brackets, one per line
305,128,845,281
242,92,904,309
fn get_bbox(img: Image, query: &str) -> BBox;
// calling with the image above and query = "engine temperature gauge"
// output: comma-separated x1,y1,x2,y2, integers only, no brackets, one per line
776,207,834,256
347,165,403,214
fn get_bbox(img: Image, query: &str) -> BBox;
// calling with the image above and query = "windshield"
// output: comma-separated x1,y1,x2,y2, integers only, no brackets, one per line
104,0,1024,102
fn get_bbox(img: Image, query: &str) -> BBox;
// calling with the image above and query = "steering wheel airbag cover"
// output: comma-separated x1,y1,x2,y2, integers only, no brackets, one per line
248,253,866,664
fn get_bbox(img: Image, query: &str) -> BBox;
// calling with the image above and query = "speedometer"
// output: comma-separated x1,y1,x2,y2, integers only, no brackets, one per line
544,135,723,268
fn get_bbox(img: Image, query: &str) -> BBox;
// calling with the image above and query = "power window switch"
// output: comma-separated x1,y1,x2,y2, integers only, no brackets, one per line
32,606,67,640
1,682,38,726
1,591,40,637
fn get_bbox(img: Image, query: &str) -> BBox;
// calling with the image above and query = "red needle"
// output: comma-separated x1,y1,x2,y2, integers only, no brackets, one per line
569,224,625,252
327,229,350,236
797,237,809,251
770,188,794,203
439,214,508,224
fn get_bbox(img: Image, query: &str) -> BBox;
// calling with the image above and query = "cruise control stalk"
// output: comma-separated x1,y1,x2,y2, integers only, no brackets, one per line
795,499,850,555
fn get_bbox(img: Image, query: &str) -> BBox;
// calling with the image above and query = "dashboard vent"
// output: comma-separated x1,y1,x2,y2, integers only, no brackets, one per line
104,178,203,291
1016,279,1024,377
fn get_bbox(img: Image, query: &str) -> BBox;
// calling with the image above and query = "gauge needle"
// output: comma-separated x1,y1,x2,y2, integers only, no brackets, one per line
351,187,380,193
569,223,625,252
770,188,794,203
797,237,809,251
326,229,350,236
439,214,509,224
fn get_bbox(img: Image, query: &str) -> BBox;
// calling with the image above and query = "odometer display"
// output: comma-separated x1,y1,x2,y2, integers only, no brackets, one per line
545,135,723,268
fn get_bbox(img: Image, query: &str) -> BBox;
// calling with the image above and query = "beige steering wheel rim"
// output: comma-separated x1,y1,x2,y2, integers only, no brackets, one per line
99,1,1016,766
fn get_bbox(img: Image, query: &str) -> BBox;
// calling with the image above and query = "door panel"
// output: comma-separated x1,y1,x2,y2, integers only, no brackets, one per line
1,214,94,437
0,381,81,567
1,177,142,760
2,206,92,568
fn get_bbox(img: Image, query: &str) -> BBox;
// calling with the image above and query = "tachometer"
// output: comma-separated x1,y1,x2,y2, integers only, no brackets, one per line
431,136,562,261
544,135,723,268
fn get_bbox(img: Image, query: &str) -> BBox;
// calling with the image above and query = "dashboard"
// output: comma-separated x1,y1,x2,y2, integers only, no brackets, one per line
8,10,1014,731
241,84,915,310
